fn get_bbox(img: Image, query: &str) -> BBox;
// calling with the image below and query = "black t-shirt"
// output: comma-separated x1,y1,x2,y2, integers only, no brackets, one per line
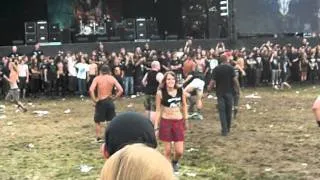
32,49,43,58
271,57,280,70
124,61,135,77
0,62,10,77
170,59,182,74
190,70,205,81
46,63,57,81
161,88,183,108
145,70,159,95
212,64,235,96
8,52,21,59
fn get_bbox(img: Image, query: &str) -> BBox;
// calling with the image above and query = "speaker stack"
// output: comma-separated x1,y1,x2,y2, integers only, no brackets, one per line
136,18,147,40
147,19,160,40
37,21,48,43
24,22,37,45
49,23,61,42
123,18,136,41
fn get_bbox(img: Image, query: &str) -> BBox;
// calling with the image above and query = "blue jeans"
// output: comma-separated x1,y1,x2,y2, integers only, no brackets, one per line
217,93,234,135
124,76,134,96
78,78,87,96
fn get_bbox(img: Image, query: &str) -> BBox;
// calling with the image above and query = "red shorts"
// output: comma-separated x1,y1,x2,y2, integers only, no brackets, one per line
159,118,185,142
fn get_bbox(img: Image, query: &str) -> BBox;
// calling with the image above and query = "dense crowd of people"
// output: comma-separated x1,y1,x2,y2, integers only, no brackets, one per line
1,39,319,100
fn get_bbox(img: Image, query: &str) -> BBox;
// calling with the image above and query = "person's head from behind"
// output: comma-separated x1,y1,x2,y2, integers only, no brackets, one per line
100,64,111,75
101,112,157,159
101,143,174,180
220,54,229,64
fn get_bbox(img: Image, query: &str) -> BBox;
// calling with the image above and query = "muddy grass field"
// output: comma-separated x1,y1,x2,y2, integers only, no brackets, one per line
1,85,320,180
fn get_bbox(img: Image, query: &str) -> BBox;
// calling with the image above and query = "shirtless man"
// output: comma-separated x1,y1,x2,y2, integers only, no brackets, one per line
89,64,123,142
4,62,27,112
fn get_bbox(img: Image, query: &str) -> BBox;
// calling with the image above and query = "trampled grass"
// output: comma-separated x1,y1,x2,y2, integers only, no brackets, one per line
1,85,320,179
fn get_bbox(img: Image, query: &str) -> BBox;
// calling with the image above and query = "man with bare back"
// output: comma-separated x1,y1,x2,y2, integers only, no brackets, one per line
89,64,123,142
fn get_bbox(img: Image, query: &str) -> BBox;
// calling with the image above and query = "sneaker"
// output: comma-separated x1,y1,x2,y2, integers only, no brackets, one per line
196,113,203,120
188,112,198,119
96,137,103,143
172,161,180,173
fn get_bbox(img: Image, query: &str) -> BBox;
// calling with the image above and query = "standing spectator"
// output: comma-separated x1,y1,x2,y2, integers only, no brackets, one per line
123,54,135,96
255,53,264,87
75,56,89,97
299,52,308,83
309,51,318,84
30,57,41,98
31,43,43,59
67,53,77,95
17,56,29,99
56,60,67,97
1,57,10,98
270,51,280,87
88,58,98,90
44,57,58,97
210,54,240,136
8,46,21,59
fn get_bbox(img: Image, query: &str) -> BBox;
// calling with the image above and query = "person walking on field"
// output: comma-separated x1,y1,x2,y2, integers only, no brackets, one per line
89,64,123,142
3,62,27,112
155,71,188,173
209,54,240,136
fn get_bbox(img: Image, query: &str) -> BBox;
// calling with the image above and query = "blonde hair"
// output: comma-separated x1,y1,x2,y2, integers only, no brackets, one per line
100,143,174,180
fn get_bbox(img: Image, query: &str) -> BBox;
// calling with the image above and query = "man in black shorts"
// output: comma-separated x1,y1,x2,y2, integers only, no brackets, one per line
89,64,123,142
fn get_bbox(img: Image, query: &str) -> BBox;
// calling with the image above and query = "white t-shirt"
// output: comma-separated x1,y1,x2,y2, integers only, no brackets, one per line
75,63,89,79
18,64,29,77
68,57,77,77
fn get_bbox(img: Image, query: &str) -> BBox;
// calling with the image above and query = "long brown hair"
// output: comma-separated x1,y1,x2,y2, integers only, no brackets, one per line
158,71,179,90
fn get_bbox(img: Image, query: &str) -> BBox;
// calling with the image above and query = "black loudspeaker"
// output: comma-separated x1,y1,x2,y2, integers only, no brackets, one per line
147,19,159,39
38,34,48,43
25,22,36,34
49,33,61,42
62,29,72,44
124,18,136,29
136,18,147,39
25,34,37,44
123,29,135,41
37,21,48,35
37,21,48,43
49,23,60,34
